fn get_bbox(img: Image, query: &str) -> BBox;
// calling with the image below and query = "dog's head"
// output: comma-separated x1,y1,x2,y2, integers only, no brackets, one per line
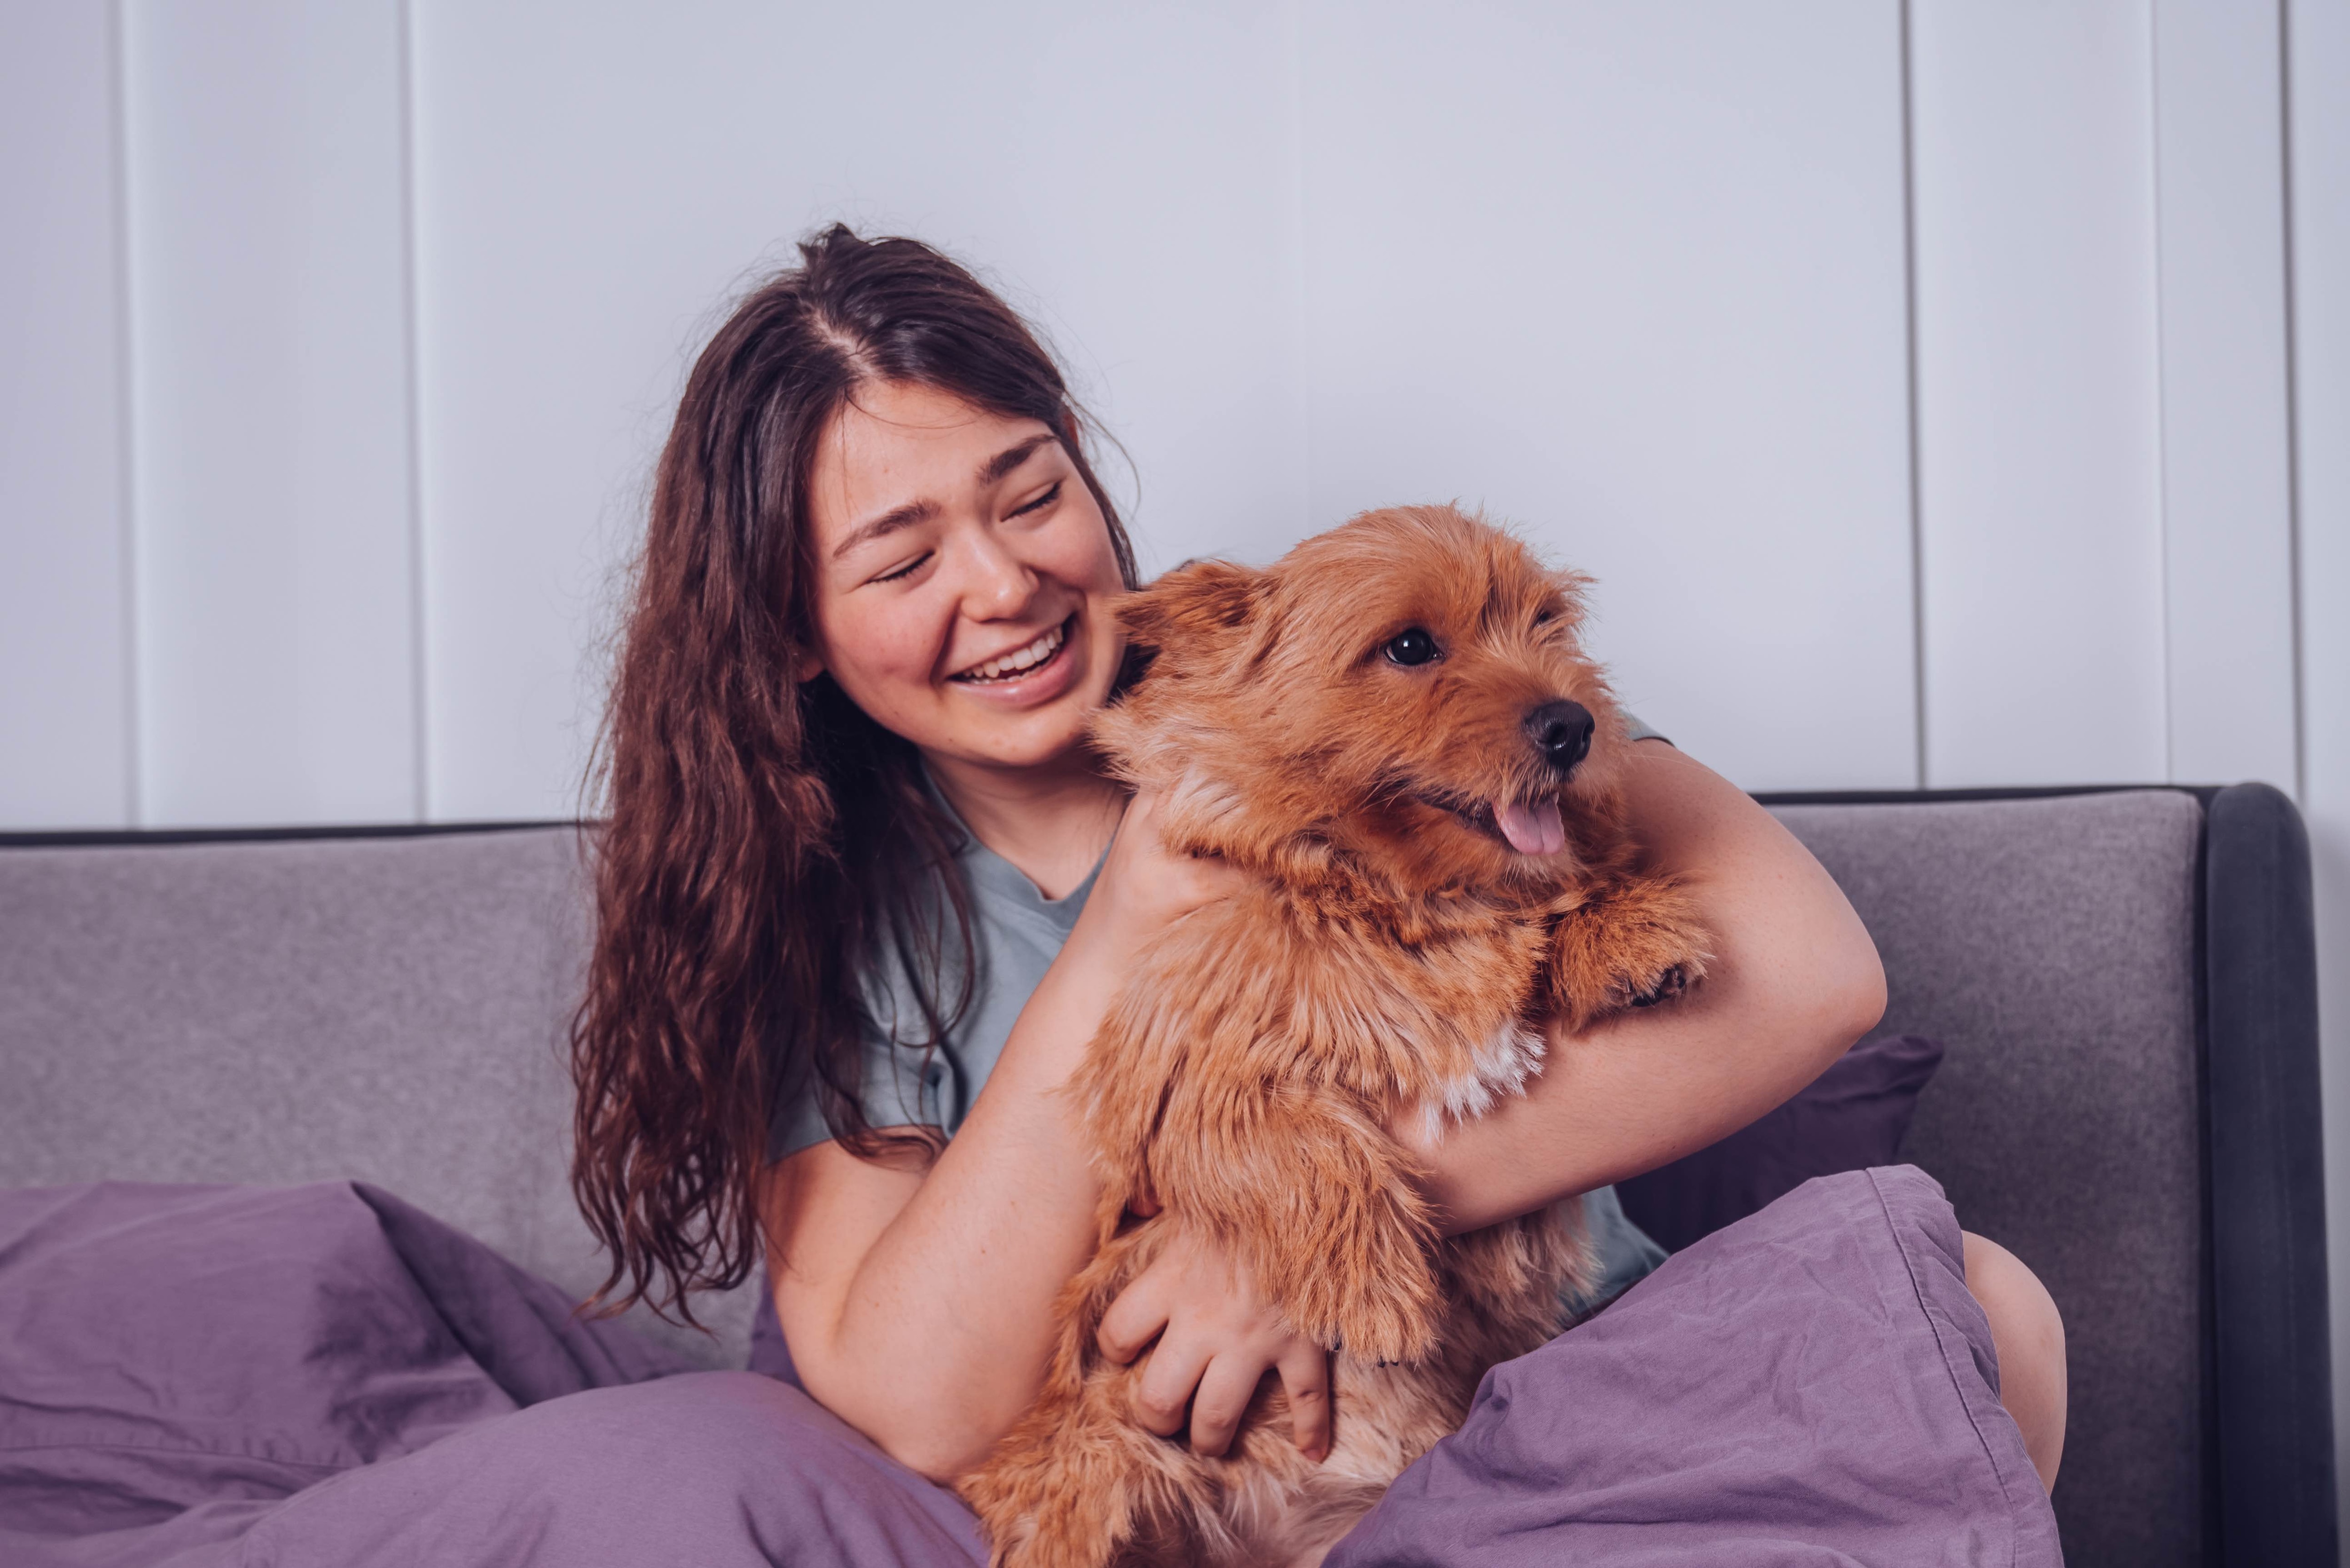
1096,504,1629,894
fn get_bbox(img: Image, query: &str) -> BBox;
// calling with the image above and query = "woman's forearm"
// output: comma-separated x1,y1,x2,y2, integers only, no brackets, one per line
762,938,1117,1479
1403,741,1887,1234
762,791,1244,1481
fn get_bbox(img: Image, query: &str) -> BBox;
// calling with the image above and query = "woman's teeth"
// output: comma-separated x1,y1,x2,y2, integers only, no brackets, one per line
955,621,1066,683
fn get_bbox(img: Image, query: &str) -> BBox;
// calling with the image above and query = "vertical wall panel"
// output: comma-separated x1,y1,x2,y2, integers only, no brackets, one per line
1295,0,1917,793
1911,0,2171,788
2284,0,2350,1540
123,0,418,827
0,0,133,828
409,0,1302,821
2154,0,2299,792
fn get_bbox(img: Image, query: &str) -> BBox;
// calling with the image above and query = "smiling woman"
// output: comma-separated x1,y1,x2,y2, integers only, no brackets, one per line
570,227,1145,1313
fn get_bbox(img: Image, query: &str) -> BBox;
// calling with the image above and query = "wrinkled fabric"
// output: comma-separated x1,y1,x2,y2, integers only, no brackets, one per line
1,1170,2055,1567
0,1183,984,1568
1327,1166,2061,1567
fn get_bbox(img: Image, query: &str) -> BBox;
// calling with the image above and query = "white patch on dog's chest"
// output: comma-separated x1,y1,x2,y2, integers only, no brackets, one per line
1416,1022,1546,1145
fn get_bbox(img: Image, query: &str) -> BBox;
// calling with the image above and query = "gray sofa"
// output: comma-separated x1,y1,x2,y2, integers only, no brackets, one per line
0,787,2331,1566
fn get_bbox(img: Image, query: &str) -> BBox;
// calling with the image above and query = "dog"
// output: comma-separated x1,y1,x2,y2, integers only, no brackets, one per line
956,504,1714,1567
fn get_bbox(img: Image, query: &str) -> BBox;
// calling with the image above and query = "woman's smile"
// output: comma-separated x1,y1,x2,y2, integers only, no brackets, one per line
948,615,1077,700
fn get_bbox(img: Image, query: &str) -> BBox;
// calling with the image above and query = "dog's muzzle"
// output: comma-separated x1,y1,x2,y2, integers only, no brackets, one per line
1524,700,1594,776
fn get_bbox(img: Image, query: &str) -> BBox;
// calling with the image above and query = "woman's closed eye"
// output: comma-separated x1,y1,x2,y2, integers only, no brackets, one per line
1007,479,1063,520
869,551,932,586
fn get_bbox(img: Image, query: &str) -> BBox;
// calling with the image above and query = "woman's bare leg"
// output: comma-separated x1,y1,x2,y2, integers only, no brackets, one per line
1961,1231,2067,1491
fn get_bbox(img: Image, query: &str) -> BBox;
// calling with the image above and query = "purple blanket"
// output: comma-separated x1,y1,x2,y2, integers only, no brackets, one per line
0,1169,2057,1567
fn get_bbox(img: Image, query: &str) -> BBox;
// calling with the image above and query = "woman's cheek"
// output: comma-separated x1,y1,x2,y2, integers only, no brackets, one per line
873,610,956,704
1031,499,1123,589
816,593,944,714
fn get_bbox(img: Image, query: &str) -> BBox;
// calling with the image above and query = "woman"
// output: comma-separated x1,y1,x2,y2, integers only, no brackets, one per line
570,218,2067,1523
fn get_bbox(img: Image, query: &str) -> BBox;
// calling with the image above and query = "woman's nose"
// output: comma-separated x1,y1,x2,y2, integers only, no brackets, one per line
957,528,1039,618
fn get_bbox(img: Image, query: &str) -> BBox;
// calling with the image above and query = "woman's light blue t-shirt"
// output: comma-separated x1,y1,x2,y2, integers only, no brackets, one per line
769,720,1673,1296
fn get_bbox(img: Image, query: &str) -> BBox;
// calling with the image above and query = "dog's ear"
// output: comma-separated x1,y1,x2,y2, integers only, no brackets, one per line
1115,558,1268,658
1546,567,1596,630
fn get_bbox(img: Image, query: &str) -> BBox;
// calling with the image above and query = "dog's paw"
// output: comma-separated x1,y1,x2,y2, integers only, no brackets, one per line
1550,877,1714,1031
1624,964,1691,1009
1577,940,1710,1021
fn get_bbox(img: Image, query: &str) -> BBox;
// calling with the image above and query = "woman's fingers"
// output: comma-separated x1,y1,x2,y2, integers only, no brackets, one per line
1097,1267,1171,1365
1132,1334,1212,1439
1178,851,1250,906
1097,1222,1324,1460
1276,1341,1332,1461
1071,789,1251,971
1187,1352,1266,1458
1115,790,1247,912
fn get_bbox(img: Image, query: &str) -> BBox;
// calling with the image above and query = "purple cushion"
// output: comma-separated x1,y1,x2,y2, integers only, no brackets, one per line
0,1182,988,1568
1614,1033,1944,1252
1324,1166,2059,1567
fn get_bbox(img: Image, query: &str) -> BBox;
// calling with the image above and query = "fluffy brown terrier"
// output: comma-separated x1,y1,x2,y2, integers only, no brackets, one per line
956,504,1713,1567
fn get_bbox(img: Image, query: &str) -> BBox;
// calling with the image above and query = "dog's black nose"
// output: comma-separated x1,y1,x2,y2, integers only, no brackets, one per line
1525,700,1594,774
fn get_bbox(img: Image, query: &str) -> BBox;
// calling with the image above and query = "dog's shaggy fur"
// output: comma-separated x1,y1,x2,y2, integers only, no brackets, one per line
956,505,1713,1567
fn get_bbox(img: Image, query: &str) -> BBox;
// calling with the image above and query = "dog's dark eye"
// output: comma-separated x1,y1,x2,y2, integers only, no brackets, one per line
1532,606,1557,627
1384,628,1441,666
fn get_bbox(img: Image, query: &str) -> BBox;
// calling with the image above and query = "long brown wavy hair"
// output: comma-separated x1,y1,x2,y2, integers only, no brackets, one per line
571,226,1139,1324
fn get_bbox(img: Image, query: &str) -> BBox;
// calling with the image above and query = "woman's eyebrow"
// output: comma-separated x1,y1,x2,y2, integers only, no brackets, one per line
831,498,939,560
979,433,1056,486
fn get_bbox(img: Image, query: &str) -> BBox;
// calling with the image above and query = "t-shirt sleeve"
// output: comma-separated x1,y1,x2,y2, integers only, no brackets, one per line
766,1024,948,1161
1621,709,1669,745
1571,1184,1669,1312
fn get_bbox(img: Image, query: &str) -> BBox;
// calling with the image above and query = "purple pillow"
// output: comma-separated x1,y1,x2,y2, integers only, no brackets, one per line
1614,1033,1945,1253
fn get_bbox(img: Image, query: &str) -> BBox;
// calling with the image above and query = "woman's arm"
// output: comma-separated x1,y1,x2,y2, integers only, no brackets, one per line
1400,738,1888,1232
757,793,1239,1482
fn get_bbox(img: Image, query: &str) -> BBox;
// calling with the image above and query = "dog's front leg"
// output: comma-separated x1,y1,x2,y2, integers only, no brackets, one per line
1545,874,1714,1034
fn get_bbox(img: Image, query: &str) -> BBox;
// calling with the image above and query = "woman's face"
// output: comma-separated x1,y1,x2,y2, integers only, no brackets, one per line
800,380,1129,774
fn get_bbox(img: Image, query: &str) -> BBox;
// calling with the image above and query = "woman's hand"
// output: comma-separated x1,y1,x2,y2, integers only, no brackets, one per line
1070,787,1249,970
1097,1222,1331,1461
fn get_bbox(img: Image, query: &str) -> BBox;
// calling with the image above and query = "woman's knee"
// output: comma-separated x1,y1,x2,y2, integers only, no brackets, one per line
1961,1231,2067,1492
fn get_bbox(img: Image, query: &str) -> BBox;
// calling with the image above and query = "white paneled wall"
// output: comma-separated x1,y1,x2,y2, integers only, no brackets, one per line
407,0,1303,820
1297,1,1917,793
1911,0,2173,789
3,0,2345,1531
0,1,132,829
2154,0,2299,792
120,0,420,827
14,0,2322,820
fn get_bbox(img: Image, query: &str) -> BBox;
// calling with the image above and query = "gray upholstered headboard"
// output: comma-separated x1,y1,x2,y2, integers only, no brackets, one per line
0,787,2329,1566
1761,786,2331,1567
1777,793,2207,1559
0,824,762,1368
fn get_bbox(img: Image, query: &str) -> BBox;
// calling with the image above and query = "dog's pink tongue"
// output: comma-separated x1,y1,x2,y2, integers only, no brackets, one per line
1496,798,1566,856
